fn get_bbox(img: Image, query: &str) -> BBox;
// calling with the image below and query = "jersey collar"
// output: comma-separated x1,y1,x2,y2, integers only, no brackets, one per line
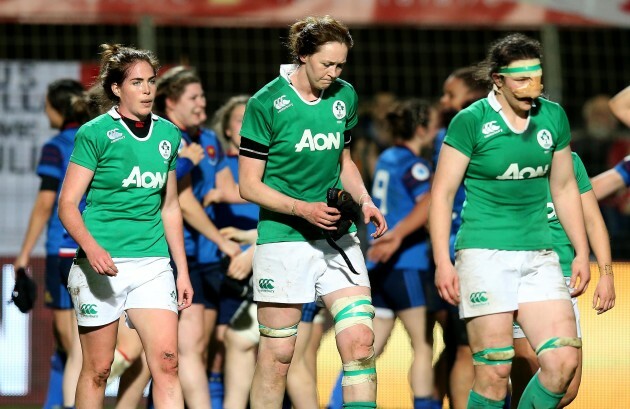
107,106,159,122
487,91,502,112
279,64,324,106
487,90,531,135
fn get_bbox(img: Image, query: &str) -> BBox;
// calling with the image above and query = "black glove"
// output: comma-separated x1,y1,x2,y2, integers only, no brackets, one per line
326,187,360,241
11,267,37,313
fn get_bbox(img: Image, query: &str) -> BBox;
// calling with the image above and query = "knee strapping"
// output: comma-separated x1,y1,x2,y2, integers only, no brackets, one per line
472,346,515,366
107,348,132,385
342,349,376,387
330,295,375,335
535,337,582,356
258,322,298,338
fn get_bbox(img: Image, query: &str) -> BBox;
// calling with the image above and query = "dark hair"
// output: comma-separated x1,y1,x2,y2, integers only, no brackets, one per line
98,43,159,104
450,65,490,98
46,79,86,123
287,15,353,63
154,66,202,117
212,95,250,141
71,85,111,121
475,33,542,82
386,98,432,141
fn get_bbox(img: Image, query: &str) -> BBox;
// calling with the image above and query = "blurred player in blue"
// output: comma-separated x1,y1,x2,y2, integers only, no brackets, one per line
367,99,439,409
14,78,90,409
155,66,241,409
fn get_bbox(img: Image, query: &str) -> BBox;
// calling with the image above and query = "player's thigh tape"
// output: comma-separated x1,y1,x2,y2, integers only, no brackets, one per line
258,322,298,338
330,295,375,335
472,346,515,366
535,337,582,356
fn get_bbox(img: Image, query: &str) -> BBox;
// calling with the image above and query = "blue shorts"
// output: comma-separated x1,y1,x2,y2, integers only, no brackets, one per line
369,267,426,312
188,259,224,310
45,255,74,309
301,301,321,323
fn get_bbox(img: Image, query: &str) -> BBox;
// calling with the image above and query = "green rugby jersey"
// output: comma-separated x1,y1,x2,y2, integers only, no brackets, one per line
70,108,180,257
547,152,592,276
240,65,358,244
445,92,571,250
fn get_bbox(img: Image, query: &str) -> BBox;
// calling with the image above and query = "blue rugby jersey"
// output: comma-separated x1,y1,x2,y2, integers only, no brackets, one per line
180,128,229,263
214,154,259,252
36,126,84,255
368,145,432,270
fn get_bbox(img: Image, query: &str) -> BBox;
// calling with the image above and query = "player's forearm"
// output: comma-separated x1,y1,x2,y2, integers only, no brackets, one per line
179,188,230,247
161,204,188,277
17,192,55,262
339,151,371,204
609,85,630,128
591,169,625,200
552,184,589,258
582,195,612,273
429,190,455,266
58,200,99,254
391,193,430,240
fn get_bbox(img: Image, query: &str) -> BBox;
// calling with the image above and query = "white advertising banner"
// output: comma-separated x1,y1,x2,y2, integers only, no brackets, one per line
0,61,81,257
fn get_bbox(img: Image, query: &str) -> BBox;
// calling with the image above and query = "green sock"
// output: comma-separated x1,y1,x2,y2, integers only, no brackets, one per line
343,402,377,408
467,390,505,408
517,373,564,409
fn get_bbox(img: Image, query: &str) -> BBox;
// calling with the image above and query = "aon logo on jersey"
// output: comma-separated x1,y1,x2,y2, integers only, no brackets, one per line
122,166,167,189
295,129,341,152
496,163,549,180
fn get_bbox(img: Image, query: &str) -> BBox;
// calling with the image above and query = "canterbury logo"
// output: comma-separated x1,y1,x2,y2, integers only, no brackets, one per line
482,121,502,138
469,292,488,304
79,303,98,316
273,95,291,111
258,279,275,290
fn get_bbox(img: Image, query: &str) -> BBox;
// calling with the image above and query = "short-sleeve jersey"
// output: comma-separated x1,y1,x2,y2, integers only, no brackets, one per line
445,92,571,250
547,152,592,276
37,126,82,255
70,108,180,258
368,145,432,270
179,128,228,264
240,65,358,244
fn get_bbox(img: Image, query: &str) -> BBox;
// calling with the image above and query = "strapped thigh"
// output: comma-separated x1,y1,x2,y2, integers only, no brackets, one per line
472,346,515,366
535,337,582,356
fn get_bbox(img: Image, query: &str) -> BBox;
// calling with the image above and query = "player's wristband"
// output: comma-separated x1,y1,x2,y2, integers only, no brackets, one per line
599,264,614,277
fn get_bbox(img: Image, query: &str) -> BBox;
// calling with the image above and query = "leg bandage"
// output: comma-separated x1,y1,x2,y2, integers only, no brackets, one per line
342,350,376,387
330,295,375,335
331,296,376,387
258,322,298,338
107,348,132,384
472,346,515,366
535,337,582,356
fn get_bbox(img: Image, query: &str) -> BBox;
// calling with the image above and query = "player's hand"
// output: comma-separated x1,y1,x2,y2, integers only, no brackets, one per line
220,227,257,245
361,202,387,238
569,255,591,297
203,189,223,207
367,231,401,264
592,274,615,314
218,238,242,259
176,273,194,311
13,254,30,273
294,201,340,230
227,251,254,280
84,243,118,276
435,261,460,305
179,142,205,166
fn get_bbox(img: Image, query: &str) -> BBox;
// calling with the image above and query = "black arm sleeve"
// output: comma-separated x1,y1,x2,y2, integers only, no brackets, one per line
344,130,352,148
40,175,60,192
239,137,269,161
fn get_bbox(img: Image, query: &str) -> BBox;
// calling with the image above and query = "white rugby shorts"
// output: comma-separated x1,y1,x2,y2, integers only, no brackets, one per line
68,257,178,327
456,249,570,319
252,232,370,304
513,277,581,339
